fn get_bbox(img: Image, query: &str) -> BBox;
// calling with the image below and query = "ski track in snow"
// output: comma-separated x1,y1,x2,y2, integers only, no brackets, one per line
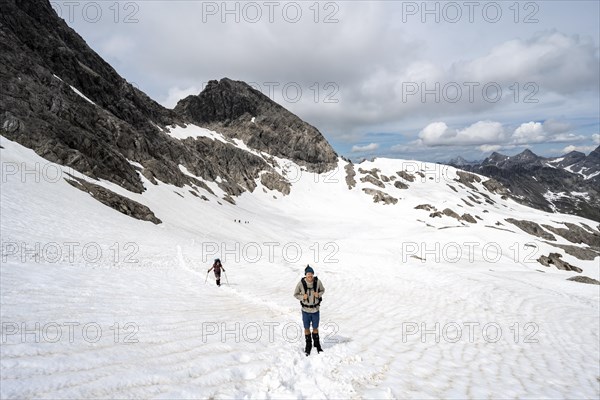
1,135,599,399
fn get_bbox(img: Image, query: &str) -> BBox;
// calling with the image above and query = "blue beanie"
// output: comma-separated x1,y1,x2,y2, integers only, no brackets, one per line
305,265,314,275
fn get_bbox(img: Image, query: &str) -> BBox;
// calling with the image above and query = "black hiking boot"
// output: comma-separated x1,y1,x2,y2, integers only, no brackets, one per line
312,332,323,353
304,334,312,356
216,279,221,286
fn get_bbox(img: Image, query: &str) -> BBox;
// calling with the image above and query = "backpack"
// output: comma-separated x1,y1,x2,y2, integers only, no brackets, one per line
300,277,322,308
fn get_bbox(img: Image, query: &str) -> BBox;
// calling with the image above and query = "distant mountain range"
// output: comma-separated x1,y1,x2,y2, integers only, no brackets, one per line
447,147,600,221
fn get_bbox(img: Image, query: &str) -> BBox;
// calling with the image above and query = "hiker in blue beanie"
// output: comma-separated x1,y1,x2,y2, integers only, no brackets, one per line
293,265,325,356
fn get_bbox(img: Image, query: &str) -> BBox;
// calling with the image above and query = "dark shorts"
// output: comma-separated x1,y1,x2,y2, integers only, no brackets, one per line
302,310,320,330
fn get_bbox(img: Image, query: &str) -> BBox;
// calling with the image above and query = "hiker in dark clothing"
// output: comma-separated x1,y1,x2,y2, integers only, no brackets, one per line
294,265,325,355
208,258,225,286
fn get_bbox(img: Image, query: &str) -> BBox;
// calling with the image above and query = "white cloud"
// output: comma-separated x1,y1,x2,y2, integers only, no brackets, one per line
512,121,586,144
543,119,571,135
418,121,505,146
454,32,599,94
548,133,586,143
513,122,545,144
592,134,600,144
413,119,589,152
351,143,379,153
562,145,598,154
479,144,502,153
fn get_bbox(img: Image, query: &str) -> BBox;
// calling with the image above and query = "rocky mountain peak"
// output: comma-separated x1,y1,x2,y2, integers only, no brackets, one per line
513,148,540,162
174,78,338,172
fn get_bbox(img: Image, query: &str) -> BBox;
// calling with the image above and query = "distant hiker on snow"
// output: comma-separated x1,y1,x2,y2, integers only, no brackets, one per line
207,258,225,286
294,265,325,355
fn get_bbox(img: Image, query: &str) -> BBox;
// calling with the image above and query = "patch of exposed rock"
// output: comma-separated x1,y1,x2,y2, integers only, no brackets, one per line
358,168,381,179
396,171,416,182
542,223,600,250
542,241,600,261
345,162,356,189
362,188,398,205
65,175,161,224
482,178,510,197
567,276,600,285
394,181,408,190
538,253,582,273
360,174,385,188
443,208,461,220
505,218,556,241
454,171,481,190
260,172,291,195
415,204,436,211
461,214,477,223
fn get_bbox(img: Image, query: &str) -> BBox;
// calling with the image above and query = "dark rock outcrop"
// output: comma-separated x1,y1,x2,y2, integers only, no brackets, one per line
461,214,477,223
443,208,461,220
454,171,481,190
542,241,600,261
65,176,161,224
360,175,385,188
567,276,600,285
174,78,338,173
394,181,408,190
538,253,582,273
396,171,416,182
260,172,291,195
542,223,600,250
345,162,356,189
505,218,556,241
362,189,398,205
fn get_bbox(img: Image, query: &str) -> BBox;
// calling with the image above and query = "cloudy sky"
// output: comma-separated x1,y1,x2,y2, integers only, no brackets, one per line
54,0,599,162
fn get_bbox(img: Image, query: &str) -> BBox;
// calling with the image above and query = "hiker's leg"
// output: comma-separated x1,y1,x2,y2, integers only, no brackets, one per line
302,311,312,355
311,312,322,352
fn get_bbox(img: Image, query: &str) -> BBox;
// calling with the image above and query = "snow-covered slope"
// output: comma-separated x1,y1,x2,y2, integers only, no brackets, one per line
1,134,599,398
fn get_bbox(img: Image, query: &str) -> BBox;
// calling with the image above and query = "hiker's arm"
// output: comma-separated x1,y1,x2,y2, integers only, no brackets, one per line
318,280,325,296
207,266,213,272
293,282,304,301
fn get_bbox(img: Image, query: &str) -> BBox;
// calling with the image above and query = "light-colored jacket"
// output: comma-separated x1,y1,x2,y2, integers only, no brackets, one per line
294,277,325,313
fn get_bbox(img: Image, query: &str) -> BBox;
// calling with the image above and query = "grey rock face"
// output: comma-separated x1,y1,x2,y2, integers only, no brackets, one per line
442,208,461,220
362,189,398,205
345,162,356,189
65,175,161,224
461,214,477,223
360,174,385,188
542,242,600,261
174,78,338,173
359,168,381,179
396,171,416,182
394,181,409,190
538,253,582,273
260,172,291,195
567,276,600,285
482,178,509,196
505,218,556,241
454,171,481,190
542,223,600,250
